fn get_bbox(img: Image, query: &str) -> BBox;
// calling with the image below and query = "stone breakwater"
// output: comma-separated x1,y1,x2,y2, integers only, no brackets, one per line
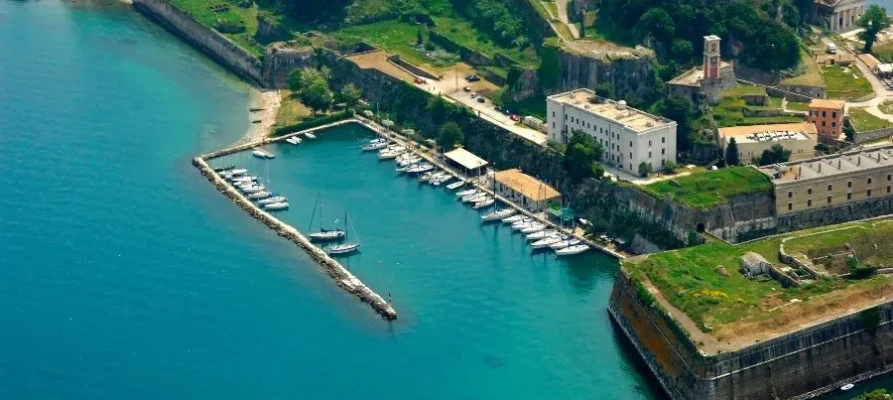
192,139,397,321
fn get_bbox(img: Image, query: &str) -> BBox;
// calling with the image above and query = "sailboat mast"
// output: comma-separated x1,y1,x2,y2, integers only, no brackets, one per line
308,194,320,231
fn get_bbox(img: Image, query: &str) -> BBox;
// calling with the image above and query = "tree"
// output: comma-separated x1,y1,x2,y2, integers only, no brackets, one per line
654,97,694,151
670,39,693,63
638,162,653,178
287,69,303,92
563,130,605,182
299,78,332,114
725,137,741,166
638,8,675,42
416,26,424,46
859,5,891,53
437,122,464,149
339,83,362,108
758,144,792,166
844,121,857,142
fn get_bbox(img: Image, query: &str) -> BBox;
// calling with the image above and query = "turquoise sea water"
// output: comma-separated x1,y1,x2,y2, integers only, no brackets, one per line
0,1,887,399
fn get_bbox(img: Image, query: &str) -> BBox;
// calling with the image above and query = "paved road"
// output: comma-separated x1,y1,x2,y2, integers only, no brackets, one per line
448,90,550,145
554,0,580,39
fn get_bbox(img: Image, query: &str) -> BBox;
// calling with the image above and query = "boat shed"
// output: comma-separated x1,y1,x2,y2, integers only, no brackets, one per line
444,148,488,176
493,169,561,213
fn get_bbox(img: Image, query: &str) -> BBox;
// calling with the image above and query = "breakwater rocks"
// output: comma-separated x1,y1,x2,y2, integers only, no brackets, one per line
608,269,893,399
192,154,397,321
133,0,264,87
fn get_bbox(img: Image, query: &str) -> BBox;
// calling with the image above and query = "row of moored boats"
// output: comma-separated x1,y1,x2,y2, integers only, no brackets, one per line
218,167,290,211
363,137,589,256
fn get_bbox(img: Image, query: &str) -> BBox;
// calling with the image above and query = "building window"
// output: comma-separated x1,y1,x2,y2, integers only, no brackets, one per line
788,191,793,198
822,121,826,127
888,174,891,181
788,203,793,210
808,188,812,195
629,141,633,147
552,111,555,117
832,112,837,118
848,193,852,200
662,137,666,143
868,178,873,185
808,199,812,207
868,189,872,197
828,184,833,191
661,148,665,155
848,181,852,188
629,152,633,159
648,151,652,158
832,121,837,127
888,186,891,194
827,196,832,204
629,163,633,171
648,140,652,146
822,111,827,117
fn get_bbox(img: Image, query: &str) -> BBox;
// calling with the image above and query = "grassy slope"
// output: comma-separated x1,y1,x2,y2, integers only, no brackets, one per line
850,107,892,132
642,167,773,209
629,218,892,330
169,0,263,57
431,17,539,68
712,96,805,128
822,65,873,100
781,48,825,87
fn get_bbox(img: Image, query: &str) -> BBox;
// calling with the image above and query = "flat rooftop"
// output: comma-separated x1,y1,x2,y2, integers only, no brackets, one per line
719,123,817,144
444,148,488,170
494,169,560,202
759,144,893,183
668,62,733,86
548,88,673,133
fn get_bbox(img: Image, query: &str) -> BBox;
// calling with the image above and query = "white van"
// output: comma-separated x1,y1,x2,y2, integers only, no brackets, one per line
827,43,838,54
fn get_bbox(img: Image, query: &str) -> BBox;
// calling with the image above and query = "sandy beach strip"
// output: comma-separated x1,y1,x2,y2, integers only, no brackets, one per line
233,89,281,146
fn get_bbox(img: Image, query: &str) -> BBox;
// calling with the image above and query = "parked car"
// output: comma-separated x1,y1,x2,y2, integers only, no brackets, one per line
477,97,486,103
502,108,511,116
510,114,521,122
493,105,502,112
463,86,472,92
470,92,478,99
414,77,426,84
465,74,480,82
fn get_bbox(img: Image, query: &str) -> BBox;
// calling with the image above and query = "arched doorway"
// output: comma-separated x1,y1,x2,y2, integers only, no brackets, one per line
696,223,705,233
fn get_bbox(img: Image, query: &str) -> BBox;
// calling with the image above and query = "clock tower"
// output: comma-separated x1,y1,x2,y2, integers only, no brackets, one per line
703,35,721,80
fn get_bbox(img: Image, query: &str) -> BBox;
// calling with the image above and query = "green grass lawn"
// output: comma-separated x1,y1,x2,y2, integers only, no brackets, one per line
544,1,558,18
849,107,892,132
879,100,893,115
822,65,874,100
641,167,773,209
781,48,825,87
627,218,892,331
787,101,810,112
275,91,312,127
431,17,539,68
332,21,458,68
170,0,263,56
721,84,767,97
712,96,805,127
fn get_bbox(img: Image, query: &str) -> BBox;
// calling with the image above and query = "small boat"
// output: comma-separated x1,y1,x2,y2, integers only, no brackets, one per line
531,235,564,249
425,172,446,184
526,229,558,241
419,172,435,182
511,219,536,231
241,185,266,194
502,214,525,224
214,165,235,172
379,149,404,160
363,141,388,151
549,237,581,250
397,156,421,166
232,176,257,185
247,191,272,200
455,188,477,197
326,242,360,255
263,201,289,211
481,208,515,222
473,197,495,209
252,149,274,159
229,168,248,175
396,165,411,173
370,137,387,144
556,244,590,256
463,192,488,203
285,137,297,145
446,180,465,190
433,175,453,186
304,132,317,139
840,384,855,391
407,163,434,174
520,223,547,234
379,145,404,155
257,196,287,205
309,229,346,241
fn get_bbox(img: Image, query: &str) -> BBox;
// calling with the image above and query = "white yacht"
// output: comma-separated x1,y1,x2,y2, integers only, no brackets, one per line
304,132,316,139
526,229,558,241
263,201,289,211
241,185,266,194
419,172,435,182
379,149,404,160
455,188,477,197
511,219,536,231
433,174,453,186
463,192,488,203
252,149,274,159
531,235,564,249
549,237,581,250
502,214,525,224
446,180,465,190
325,242,360,255
363,141,388,151
257,196,287,205
247,191,271,200
555,244,590,256
520,223,547,234
308,229,345,241
481,208,515,222
407,163,434,174
473,197,494,209
285,137,299,145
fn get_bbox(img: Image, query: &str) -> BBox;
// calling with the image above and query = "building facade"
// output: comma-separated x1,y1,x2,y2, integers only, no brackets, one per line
492,169,560,213
546,89,677,175
719,123,818,164
667,35,736,106
815,0,866,32
759,145,893,216
807,98,846,140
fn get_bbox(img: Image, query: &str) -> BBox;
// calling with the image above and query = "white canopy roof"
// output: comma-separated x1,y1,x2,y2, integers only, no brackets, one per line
444,148,488,170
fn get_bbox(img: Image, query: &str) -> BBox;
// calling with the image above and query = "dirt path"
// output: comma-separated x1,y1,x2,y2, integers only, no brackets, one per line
554,0,580,39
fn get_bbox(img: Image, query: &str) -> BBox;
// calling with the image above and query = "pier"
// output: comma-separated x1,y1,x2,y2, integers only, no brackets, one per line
193,125,397,321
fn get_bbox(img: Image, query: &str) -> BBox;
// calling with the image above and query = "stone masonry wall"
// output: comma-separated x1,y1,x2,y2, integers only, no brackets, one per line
263,43,315,88
133,0,264,87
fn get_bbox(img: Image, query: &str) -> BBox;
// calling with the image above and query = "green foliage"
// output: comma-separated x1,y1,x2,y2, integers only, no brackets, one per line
294,67,333,114
437,121,464,149
287,69,303,92
338,83,362,107
638,161,653,178
859,5,891,53
450,0,528,47
669,38,693,62
849,107,892,132
844,120,857,141
822,65,874,101
651,97,695,151
599,0,800,70
725,137,740,166
859,307,882,334
537,41,561,89
642,167,772,208
564,130,605,182
757,144,791,166
272,110,350,136
854,389,890,400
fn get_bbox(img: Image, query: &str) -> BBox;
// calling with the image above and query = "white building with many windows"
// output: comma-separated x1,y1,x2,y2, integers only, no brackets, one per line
546,88,677,175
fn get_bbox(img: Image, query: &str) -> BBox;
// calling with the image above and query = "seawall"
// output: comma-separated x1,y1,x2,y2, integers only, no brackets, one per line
193,122,397,321
608,268,893,399
132,0,264,87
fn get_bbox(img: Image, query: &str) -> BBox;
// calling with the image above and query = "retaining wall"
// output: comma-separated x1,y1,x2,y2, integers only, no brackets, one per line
854,127,893,144
609,268,893,399
386,55,440,80
133,0,264,87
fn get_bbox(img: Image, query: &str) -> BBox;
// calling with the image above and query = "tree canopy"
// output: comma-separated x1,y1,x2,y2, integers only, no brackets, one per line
564,130,605,182
859,5,891,53
292,67,333,114
757,144,791,166
437,121,464,149
725,137,740,166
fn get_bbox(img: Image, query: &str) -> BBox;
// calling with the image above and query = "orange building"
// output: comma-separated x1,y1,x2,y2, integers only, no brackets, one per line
807,98,846,140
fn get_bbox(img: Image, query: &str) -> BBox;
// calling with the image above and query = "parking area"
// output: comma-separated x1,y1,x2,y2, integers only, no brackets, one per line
447,90,549,145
